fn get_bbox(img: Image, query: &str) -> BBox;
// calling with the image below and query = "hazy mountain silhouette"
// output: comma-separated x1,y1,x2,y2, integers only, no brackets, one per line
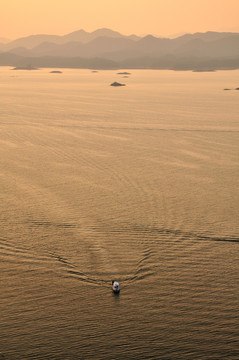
27,37,135,58
67,28,140,42
1,35,62,51
173,34,239,57
175,31,239,43
0,37,11,44
0,28,140,51
0,53,118,70
0,29,239,70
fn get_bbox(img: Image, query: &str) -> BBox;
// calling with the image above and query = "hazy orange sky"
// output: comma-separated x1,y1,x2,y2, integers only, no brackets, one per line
2,0,239,39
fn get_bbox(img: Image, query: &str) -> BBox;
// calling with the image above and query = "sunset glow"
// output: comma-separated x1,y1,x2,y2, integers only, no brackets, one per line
2,0,239,39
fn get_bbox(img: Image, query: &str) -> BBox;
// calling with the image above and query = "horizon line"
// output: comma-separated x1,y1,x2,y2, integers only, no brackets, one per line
2,27,239,43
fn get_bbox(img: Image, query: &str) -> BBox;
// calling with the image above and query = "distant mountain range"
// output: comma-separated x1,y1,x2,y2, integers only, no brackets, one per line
1,28,239,70
0,37,11,44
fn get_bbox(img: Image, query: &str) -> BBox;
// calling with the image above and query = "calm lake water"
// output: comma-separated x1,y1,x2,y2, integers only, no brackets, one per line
0,67,238,359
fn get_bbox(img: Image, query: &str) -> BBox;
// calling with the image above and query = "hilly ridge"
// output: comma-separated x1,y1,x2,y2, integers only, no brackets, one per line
0,29,239,70
0,28,139,51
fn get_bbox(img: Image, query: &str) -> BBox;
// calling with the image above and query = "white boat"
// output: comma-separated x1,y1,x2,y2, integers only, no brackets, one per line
112,281,120,294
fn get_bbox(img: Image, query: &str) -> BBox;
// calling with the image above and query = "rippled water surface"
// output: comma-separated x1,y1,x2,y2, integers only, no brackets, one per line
0,67,238,359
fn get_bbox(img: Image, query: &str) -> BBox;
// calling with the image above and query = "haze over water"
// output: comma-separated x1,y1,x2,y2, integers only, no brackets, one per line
0,67,238,359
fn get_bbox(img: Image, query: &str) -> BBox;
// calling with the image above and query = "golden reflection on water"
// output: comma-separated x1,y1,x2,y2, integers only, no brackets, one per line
0,68,238,359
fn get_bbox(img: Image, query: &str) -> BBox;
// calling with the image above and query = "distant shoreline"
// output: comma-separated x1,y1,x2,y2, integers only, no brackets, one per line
2,65,239,72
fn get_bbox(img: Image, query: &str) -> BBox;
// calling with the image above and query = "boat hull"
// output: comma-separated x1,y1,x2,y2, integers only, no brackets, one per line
112,281,120,294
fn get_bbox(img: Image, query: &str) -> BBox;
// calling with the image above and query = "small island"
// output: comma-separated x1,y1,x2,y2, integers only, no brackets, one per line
192,69,216,72
50,70,62,74
11,65,39,70
117,72,131,75
223,87,239,91
110,82,126,87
